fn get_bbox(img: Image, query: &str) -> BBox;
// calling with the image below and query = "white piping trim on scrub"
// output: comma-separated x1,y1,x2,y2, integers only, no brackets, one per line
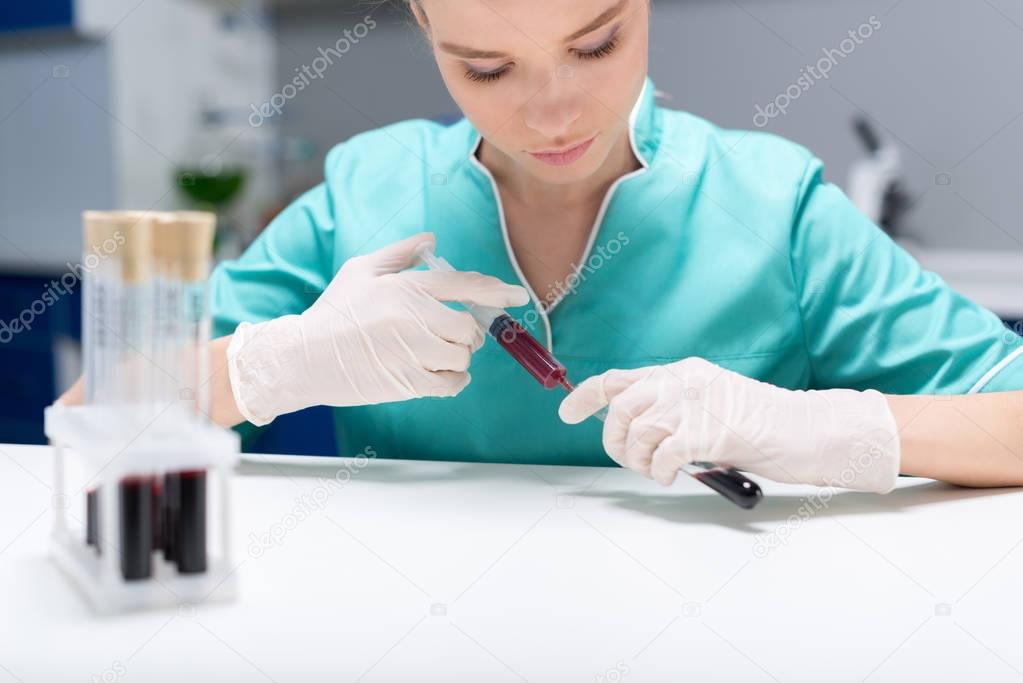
967,344,1023,394
466,80,652,350
467,147,550,345
545,81,652,314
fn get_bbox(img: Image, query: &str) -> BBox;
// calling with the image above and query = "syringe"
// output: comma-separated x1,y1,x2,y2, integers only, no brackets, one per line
416,245,763,509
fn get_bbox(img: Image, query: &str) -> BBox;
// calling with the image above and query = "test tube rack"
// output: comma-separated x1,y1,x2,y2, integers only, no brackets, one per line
47,209,234,612
45,403,240,614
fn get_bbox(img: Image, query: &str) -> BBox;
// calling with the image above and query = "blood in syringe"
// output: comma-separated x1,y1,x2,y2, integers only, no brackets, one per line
488,314,571,390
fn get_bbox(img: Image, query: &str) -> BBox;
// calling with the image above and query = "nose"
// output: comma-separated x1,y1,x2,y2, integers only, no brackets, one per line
522,71,582,142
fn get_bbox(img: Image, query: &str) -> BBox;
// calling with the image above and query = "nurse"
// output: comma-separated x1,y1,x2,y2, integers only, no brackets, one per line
199,0,1023,493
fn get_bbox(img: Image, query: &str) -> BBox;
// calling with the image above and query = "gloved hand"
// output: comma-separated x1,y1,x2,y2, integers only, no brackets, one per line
558,357,901,493
228,233,529,426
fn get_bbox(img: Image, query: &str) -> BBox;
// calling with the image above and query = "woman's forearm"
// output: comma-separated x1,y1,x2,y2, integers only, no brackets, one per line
57,335,246,429
887,391,1023,487
207,335,245,428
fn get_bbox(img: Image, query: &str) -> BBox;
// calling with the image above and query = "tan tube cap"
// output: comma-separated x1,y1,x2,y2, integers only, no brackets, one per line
153,211,216,281
82,211,156,283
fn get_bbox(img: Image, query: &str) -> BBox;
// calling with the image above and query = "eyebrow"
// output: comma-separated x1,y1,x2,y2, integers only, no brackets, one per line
438,0,628,59
563,0,627,42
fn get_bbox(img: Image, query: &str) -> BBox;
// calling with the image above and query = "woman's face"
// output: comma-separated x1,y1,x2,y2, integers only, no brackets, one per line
417,0,649,185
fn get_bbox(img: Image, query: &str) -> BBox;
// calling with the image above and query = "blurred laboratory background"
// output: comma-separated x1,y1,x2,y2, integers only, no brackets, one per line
1,0,1022,449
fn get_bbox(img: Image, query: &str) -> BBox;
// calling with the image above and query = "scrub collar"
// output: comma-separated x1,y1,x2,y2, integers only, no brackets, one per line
458,77,662,351
629,76,662,168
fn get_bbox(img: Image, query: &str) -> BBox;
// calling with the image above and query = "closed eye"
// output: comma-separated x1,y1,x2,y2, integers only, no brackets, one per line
572,32,620,61
464,64,512,83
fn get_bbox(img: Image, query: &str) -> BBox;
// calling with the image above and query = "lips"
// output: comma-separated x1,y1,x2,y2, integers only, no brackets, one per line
528,135,597,166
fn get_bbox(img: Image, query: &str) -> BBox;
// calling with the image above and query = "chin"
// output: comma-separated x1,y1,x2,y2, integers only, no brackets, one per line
522,143,614,185
525,163,595,185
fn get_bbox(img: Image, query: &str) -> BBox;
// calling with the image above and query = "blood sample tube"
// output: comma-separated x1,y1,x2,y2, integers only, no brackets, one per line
153,213,214,574
162,472,180,561
86,487,99,551
151,478,163,555
119,476,154,580
175,470,207,574
693,468,763,510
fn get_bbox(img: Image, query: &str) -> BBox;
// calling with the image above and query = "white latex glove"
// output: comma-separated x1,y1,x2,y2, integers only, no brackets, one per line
559,357,901,493
228,233,529,426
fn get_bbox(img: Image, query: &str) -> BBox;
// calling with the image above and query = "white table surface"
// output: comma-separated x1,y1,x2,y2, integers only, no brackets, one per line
2,444,1023,683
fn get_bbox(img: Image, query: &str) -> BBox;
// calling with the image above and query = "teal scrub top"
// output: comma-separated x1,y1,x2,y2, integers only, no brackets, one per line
210,77,1023,466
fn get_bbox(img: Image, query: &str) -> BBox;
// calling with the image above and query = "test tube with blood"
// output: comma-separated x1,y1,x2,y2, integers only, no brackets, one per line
154,212,216,574
82,212,158,575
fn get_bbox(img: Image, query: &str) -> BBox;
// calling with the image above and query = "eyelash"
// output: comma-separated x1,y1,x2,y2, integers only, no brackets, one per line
462,33,620,83
464,67,509,83
573,34,620,60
